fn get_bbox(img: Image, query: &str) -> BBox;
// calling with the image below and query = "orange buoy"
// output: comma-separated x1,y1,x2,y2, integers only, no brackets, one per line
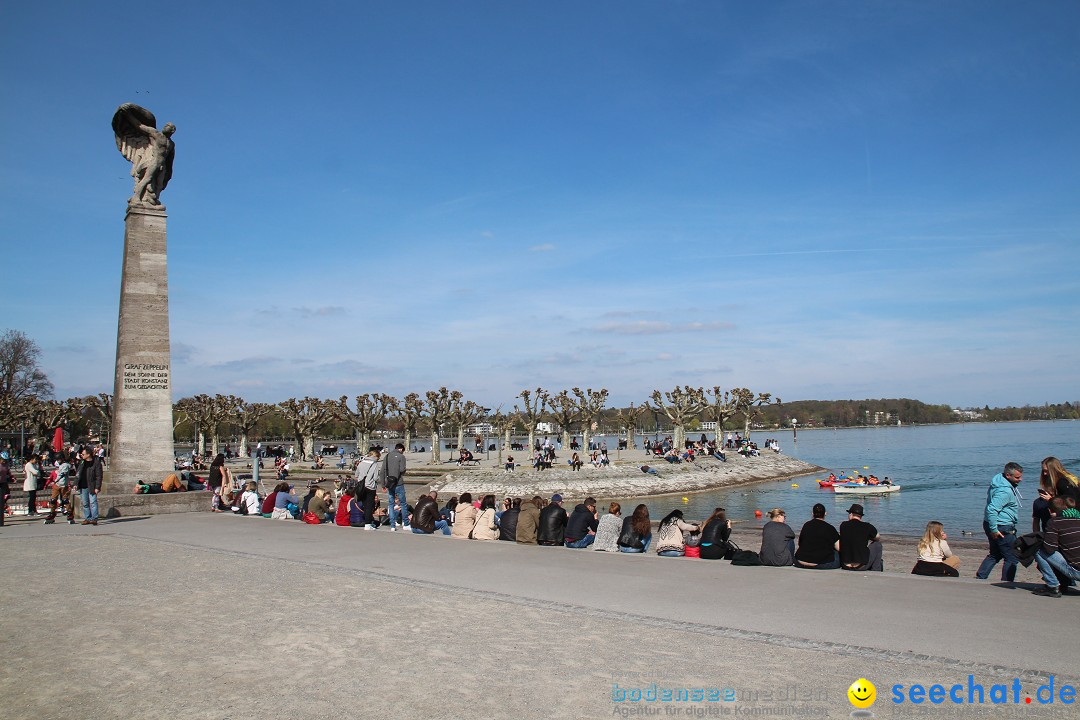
754,509,763,518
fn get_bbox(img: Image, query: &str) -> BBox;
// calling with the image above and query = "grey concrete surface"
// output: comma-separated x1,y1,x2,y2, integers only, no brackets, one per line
1,514,1075,720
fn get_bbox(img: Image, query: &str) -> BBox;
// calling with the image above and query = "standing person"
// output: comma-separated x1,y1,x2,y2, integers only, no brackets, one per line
0,457,12,526
45,451,76,524
759,508,796,566
75,446,103,525
354,448,381,530
208,454,227,512
976,462,1023,583
23,453,42,516
838,504,883,571
382,443,409,531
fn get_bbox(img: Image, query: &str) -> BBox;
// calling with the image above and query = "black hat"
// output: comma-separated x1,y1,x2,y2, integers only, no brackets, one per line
846,504,865,516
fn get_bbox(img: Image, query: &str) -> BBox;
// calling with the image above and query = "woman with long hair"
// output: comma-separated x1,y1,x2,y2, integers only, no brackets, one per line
451,492,478,539
470,494,499,541
1033,457,1080,532
653,509,699,557
698,508,731,560
618,504,652,553
911,521,960,577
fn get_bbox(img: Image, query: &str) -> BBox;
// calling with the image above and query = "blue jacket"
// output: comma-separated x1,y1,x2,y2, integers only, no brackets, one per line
984,473,1020,533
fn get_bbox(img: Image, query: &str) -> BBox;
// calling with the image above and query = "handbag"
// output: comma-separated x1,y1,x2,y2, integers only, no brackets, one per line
301,511,321,525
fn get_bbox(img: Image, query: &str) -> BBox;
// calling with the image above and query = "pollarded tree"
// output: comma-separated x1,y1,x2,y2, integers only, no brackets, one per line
573,387,609,452
488,406,517,467
338,393,398,453
705,387,739,441
516,388,548,453
278,397,337,461
548,390,581,451
615,402,648,450
423,387,461,464
648,386,706,452
206,394,235,457
176,394,217,456
731,388,779,439
448,397,486,452
228,398,274,457
395,393,423,454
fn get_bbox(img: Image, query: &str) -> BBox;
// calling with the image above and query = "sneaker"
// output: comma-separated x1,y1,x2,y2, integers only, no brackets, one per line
389,526,397,532
81,520,92,525
43,518,54,524
1031,585,1061,598
67,519,75,525
363,525,374,530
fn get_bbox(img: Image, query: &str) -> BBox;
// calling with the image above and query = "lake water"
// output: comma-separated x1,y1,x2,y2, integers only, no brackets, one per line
624,420,1079,536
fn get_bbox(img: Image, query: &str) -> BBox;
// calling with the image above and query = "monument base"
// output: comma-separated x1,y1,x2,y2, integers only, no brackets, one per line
77,490,212,518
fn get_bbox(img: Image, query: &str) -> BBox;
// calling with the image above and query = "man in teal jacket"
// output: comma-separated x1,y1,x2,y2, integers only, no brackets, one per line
976,462,1023,582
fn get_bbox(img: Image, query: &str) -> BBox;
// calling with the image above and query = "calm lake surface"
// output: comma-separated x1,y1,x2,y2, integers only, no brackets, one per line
626,420,1079,536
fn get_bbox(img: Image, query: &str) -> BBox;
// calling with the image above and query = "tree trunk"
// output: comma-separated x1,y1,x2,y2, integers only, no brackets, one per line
359,430,370,454
626,426,636,450
743,416,751,439
527,428,536,453
197,431,206,457
582,429,591,453
456,426,466,453
561,429,570,451
673,423,686,452
404,428,413,454
303,435,316,461
239,432,249,458
430,431,441,464
211,432,219,458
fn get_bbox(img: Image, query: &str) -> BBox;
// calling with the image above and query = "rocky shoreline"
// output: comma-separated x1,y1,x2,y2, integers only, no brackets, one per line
429,450,824,500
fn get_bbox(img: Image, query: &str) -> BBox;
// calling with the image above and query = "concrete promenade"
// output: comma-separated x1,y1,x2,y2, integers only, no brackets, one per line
1,514,1075,720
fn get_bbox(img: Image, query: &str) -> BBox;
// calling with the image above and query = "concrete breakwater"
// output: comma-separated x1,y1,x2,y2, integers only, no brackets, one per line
431,451,824,499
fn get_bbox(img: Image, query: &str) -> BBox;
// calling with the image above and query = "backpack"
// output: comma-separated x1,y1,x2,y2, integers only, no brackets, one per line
726,540,761,566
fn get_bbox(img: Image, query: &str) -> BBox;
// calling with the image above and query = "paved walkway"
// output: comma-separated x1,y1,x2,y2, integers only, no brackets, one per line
0,514,1074,719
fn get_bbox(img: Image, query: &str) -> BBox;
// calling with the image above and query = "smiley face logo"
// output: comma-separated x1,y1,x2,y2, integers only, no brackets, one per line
847,678,876,709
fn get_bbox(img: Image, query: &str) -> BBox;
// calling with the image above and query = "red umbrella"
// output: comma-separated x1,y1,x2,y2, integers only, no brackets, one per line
52,427,64,453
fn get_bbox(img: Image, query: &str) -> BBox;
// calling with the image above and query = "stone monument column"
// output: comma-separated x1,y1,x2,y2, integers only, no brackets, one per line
108,104,178,492
109,205,175,489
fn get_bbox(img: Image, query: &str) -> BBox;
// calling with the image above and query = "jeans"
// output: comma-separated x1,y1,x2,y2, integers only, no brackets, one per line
80,488,99,521
618,535,652,553
411,520,450,536
976,522,1017,582
565,535,595,549
387,484,409,527
1034,549,1080,589
796,552,841,570
657,549,683,557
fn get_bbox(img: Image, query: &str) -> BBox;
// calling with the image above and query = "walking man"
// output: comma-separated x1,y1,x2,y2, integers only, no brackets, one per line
976,461,1023,583
76,446,104,525
382,442,409,530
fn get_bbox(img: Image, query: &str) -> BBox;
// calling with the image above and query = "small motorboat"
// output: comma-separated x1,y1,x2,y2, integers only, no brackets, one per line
833,483,901,495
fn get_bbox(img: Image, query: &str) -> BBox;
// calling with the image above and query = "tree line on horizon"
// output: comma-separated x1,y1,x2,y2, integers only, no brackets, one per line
2,328,1076,462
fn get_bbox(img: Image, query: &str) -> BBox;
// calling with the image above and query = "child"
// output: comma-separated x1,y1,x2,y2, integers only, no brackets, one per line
911,521,960,577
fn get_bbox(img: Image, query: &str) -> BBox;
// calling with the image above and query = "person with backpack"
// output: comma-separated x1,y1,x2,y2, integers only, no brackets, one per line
354,448,381,530
44,451,75,524
381,443,409,531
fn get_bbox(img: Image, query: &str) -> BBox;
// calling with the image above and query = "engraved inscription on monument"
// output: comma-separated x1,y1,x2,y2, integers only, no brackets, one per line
122,363,171,391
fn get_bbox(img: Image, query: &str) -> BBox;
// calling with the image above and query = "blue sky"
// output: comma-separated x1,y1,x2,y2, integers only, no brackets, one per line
2,1,1078,408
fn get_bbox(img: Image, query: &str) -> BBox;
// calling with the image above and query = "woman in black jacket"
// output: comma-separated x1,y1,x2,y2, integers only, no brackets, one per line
698,508,732,560
617,504,652,553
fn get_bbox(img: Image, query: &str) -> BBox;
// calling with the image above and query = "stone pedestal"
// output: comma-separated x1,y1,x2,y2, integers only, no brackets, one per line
109,205,175,491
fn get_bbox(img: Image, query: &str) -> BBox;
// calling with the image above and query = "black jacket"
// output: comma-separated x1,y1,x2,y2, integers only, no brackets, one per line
565,504,598,542
618,516,648,550
699,518,731,547
537,503,568,545
498,508,520,541
76,457,104,492
413,495,440,533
